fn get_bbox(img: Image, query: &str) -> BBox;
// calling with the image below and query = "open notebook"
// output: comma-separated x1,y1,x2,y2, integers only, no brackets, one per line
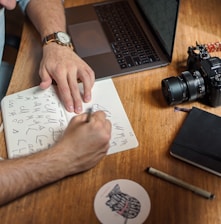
1,79,138,158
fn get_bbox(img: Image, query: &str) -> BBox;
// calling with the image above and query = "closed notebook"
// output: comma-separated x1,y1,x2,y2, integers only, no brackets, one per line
170,107,221,176
1,79,138,159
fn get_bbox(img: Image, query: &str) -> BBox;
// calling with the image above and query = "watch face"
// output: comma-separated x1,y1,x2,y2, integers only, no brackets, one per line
56,32,71,44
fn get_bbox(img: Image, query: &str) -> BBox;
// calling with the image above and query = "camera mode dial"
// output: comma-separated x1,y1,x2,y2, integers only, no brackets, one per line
214,74,221,86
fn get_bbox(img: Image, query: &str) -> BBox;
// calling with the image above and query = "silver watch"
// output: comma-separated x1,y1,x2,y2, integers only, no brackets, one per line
43,31,73,49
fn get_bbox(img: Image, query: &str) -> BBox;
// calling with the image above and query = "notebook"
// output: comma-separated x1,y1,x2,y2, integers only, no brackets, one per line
1,79,138,159
170,107,221,176
65,0,180,79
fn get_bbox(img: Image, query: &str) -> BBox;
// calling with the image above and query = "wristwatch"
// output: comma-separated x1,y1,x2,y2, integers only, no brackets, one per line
42,31,74,50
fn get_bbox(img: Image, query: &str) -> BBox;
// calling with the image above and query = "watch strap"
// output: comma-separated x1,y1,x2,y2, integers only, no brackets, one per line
43,33,57,45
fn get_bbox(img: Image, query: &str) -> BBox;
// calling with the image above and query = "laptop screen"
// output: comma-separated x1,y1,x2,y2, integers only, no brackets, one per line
136,0,180,59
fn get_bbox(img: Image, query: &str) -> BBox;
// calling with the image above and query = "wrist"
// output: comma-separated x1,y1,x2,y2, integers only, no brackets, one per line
42,31,74,50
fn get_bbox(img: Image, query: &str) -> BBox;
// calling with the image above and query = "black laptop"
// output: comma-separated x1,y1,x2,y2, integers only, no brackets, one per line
65,0,180,79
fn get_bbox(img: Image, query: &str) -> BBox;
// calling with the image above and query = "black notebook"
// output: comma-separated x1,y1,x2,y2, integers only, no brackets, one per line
170,107,221,176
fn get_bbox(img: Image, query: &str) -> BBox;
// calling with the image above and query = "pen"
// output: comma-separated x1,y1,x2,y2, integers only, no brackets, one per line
146,167,215,200
86,107,93,122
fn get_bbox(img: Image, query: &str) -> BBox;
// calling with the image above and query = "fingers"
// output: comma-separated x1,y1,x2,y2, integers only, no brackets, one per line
89,111,112,137
39,68,52,89
74,110,109,124
78,66,95,103
57,67,94,114
39,63,78,112
60,110,111,174
39,67,94,114
74,110,112,135
66,63,95,113
57,77,80,113
91,110,108,121
39,47,95,114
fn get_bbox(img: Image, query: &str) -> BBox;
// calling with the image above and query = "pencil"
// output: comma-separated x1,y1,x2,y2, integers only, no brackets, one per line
0,108,3,132
86,108,93,122
146,167,215,200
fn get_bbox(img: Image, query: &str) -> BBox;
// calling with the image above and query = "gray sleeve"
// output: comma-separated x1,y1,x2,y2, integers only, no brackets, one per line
17,0,31,13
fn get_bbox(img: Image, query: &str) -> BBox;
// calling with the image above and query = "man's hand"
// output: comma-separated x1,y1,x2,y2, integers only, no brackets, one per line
39,43,95,113
53,110,112,175
0,111,111,206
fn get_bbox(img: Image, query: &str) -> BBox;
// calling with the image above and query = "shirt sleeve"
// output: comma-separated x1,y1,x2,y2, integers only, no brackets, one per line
17,0,31,13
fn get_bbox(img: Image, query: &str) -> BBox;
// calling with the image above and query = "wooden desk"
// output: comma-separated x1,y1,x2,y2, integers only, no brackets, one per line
1,0,221,223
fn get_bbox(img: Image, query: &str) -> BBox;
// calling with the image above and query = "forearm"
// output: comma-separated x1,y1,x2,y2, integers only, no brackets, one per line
25,0,66,39
0,147,67,206
0,111,111,206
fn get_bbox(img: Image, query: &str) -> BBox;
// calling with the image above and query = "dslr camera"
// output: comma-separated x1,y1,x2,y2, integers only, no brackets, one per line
161,43,221,107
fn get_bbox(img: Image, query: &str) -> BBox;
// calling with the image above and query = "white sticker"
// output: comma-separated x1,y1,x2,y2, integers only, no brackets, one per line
94,179,151,224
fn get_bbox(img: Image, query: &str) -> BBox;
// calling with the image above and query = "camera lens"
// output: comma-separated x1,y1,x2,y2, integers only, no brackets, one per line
161,71,206,105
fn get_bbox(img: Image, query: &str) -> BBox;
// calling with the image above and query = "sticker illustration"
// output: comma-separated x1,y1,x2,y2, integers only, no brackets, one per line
94,179,151,224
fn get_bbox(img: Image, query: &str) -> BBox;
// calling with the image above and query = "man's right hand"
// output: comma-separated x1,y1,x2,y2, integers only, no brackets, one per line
53,110,112,175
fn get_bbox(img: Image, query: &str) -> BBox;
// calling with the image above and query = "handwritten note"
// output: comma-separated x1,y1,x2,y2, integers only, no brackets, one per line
1,79,138,158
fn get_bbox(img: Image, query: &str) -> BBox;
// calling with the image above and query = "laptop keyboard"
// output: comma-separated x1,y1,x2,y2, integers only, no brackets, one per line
94,1,160,69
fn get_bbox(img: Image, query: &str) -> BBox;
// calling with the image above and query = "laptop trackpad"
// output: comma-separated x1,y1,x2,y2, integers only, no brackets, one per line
68,21,111,58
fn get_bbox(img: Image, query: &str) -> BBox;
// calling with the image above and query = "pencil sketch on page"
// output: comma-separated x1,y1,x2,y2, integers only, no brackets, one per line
1,79,138,158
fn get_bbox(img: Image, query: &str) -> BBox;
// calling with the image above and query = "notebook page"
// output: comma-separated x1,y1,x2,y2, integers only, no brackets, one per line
1,79,138,158
65,79,139,155
1,86,68,158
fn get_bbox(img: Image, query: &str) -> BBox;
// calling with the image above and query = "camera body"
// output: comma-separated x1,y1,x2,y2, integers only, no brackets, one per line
161,44,221,107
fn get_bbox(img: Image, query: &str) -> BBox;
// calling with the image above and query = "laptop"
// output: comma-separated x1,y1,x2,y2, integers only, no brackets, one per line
65,0,180,79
